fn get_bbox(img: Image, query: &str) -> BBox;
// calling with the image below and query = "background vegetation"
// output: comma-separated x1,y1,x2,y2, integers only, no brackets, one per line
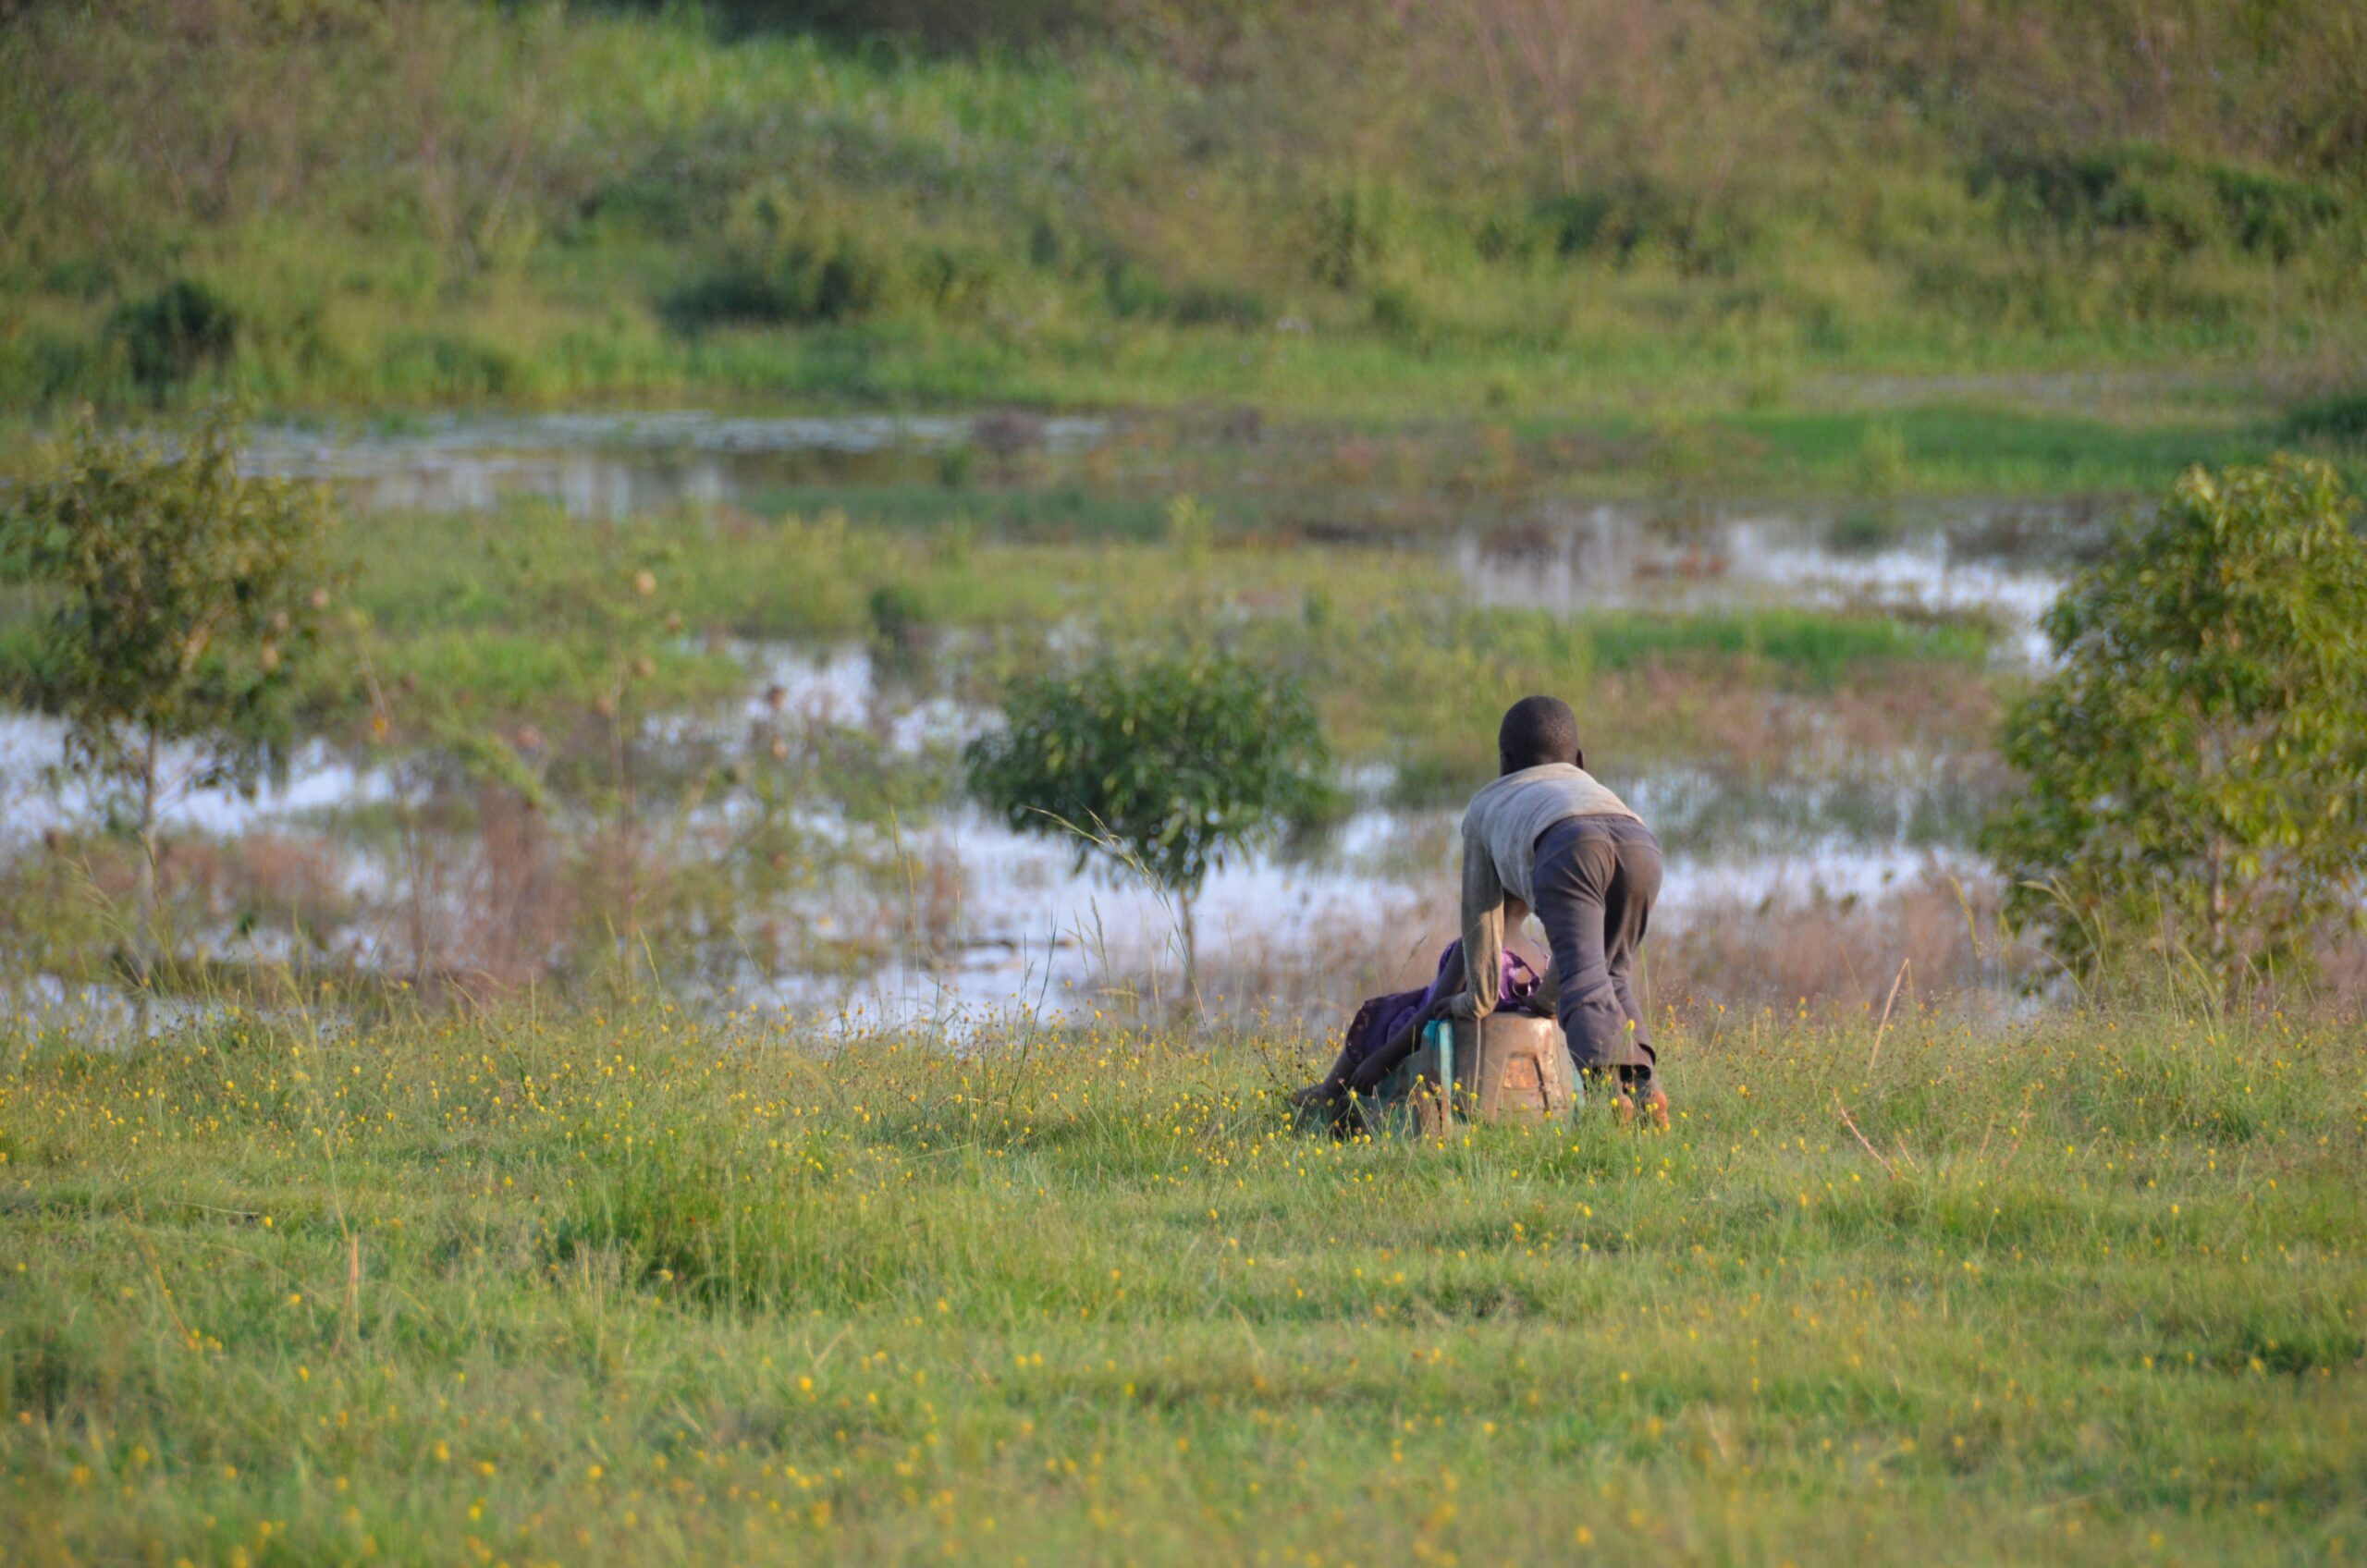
3,0,2363,421
1987,457,2367,986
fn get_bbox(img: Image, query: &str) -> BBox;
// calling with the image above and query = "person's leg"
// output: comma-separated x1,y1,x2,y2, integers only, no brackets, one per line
1600,817,1666,1123
1294,993,1392,1107
1528,818,1638,1092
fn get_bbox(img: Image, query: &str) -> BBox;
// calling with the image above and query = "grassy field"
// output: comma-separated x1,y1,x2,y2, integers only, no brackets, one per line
2,996,2360,1565
5,13,2362,1552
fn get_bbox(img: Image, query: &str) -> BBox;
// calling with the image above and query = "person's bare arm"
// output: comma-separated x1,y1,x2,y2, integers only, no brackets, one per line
1446,815,1505,1023
1514,901,1560,1016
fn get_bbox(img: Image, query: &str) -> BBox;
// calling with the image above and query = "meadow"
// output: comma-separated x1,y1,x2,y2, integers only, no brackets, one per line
3,992,2361,1565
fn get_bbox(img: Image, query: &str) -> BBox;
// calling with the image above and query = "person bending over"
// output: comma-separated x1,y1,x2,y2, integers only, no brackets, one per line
1441,694,1669,1127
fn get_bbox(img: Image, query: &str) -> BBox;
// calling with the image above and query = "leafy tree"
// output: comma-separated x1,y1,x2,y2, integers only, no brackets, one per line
1983,457,2367,986
965,650,1332,998
5,407,338,1010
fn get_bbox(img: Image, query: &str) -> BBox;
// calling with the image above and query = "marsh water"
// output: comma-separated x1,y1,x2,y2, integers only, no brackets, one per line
6,410,2085,1030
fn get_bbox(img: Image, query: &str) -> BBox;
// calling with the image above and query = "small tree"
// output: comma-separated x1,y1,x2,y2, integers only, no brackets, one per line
6,407,337,1009
1983,457,2367,987
965,650,1332,998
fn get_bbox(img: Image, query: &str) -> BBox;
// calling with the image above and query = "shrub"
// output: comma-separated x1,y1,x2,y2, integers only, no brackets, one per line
2280,391,2367,448
1521,183,1760,276
674,185,896,328
2206,164,2346,262
910,240,1000,316
1307,184,1401,290
865,581,932,669
105,278,239,398
4,406,341,1004
1366,282,1429,340
0,328,102,408
1977,145,2346,261
1534,188,1661,263
1984,458,2367,985
965,649,1333,995
1826,505,1905,556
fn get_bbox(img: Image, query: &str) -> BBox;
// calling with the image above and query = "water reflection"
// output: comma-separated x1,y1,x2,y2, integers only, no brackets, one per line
241,410,1112,519
1453,503,2070,663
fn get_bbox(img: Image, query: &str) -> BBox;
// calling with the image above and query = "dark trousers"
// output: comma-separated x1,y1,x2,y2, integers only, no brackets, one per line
1529,815,1663,1088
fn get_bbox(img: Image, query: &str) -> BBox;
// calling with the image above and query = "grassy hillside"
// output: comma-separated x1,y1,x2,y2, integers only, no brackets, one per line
3,996,2361,1564
3,1,2363,419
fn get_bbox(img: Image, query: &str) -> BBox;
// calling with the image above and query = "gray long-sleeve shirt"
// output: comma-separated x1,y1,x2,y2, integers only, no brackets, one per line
1446,764,1638,1022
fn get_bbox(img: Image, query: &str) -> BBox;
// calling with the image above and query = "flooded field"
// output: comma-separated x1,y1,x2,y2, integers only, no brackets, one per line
236,409,2081,653
1,410,2073,1034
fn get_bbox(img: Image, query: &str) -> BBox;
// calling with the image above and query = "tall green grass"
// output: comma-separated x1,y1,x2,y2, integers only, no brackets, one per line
2,995,2360,1563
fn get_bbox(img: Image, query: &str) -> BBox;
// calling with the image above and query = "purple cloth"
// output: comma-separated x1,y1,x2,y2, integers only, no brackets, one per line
1336,939,1540,1082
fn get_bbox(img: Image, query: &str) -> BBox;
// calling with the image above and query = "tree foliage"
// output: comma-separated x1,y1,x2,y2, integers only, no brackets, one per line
6,406,338,803
965,650,1332,985
1983,457,2367,985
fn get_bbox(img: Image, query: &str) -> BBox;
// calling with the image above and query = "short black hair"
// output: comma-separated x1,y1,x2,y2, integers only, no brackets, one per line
1498,694,1583,774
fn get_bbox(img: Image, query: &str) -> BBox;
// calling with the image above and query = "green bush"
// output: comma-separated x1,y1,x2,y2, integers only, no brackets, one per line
1985,457,2367,984
1978,144,2346,261
2207,163,2347,262
2281,390,2367,448
0,326,104,407
865,580,932,667
1536,190,1626,258
966,649,1333,991
1307,184,1401,290
623,0,1118,50
909,240,1001,315
1366,281,1429,340
104,278,239,397
1511,182,1764,278
674,185,899,327
1098,257,1268,330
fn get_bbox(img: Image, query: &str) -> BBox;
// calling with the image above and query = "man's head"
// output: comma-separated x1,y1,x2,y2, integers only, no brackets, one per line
1497,694,1583,775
